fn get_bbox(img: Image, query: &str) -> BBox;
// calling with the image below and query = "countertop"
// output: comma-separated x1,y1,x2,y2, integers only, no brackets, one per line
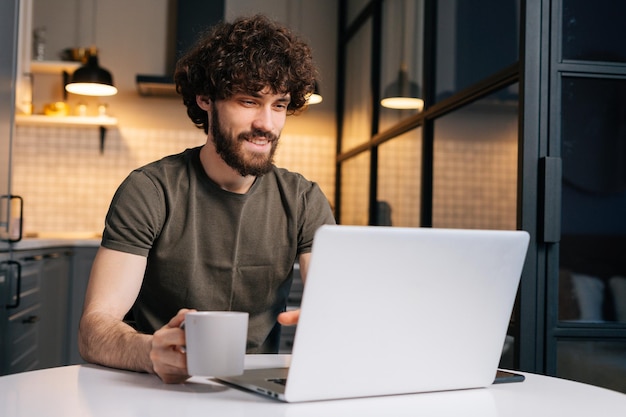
5,233,101,251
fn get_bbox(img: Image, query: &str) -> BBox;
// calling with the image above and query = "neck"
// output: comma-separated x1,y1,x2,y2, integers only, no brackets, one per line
199,142,256,194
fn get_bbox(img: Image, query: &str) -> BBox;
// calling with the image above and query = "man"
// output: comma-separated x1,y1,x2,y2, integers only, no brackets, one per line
78,15,335,384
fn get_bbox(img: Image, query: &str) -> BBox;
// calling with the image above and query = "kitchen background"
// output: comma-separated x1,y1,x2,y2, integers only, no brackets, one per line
14,0,338,237
14,0,517,237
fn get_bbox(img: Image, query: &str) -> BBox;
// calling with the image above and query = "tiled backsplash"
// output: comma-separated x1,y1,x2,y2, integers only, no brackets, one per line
13,115,516,235
12,125,336,236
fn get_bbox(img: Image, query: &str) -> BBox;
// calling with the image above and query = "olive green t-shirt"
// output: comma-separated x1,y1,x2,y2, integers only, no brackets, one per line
101,146,335,352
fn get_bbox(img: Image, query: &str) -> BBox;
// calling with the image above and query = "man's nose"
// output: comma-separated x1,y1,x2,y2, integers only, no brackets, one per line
252,106,275,132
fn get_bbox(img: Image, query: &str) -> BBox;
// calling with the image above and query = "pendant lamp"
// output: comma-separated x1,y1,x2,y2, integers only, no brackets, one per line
380,0,423,111
307,81,323,105
380,63,423,110
65,53,117,96
64,0,117,97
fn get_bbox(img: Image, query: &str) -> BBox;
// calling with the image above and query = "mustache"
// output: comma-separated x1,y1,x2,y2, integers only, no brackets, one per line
238,129,279,143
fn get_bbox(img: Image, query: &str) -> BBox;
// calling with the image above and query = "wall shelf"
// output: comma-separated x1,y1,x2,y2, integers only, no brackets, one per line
30,60,81,74
15,114,117,127
15,115,118,153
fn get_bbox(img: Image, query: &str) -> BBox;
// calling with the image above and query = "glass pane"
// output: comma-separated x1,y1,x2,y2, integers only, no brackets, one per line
347,0,371,26
379,0,424,127
557,340,626,393
559,76,626,324
435,0,519,102
342,20,373,152
562,0,626,63
432,86,519,230
378,128,422,227
340,152,370,225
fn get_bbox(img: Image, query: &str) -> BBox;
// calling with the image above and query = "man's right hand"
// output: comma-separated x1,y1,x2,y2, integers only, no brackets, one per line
150,308,195,383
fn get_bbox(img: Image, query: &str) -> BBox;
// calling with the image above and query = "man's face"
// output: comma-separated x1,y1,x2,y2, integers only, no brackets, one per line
211,89,290,177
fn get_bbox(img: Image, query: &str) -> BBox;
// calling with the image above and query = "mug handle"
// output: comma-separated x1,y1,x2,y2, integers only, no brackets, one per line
179,320,187,353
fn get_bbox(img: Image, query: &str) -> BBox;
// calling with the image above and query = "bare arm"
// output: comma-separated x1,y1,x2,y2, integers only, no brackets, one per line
277,252,311,326
298,252,311,285
79,246,190,383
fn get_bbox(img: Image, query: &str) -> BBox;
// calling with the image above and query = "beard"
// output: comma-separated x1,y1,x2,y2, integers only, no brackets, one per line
211,106,279,177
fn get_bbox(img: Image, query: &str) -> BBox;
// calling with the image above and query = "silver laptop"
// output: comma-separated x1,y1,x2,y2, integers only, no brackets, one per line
219,225,530,402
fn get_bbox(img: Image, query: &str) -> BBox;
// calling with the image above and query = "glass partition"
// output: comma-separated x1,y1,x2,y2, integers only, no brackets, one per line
341,20,373,152
347,0,371,26
340,152,371,225
562,0,626,63
435,0,519,102
379,0,424,132
559,76,626,324
377,128,422,227
432,87,519,230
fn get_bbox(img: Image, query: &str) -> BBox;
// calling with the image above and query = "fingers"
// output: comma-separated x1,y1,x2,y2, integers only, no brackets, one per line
150,309,196,383
277,309,300,326
168,308,196,328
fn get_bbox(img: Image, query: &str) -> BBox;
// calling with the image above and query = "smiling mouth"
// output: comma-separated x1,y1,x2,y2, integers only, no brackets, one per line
248,137,271,146
241,129,278,147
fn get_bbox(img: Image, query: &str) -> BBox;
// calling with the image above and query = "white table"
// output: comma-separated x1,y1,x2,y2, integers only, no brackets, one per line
1,355,625,416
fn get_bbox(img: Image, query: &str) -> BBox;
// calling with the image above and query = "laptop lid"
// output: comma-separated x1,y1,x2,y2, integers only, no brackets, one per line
223,225,530,402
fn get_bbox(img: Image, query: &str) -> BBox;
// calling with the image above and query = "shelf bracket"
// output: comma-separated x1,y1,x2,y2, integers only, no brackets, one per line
99,126,106,153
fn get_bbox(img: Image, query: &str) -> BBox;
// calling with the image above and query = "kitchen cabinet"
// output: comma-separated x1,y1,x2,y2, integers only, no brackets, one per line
3,250,44,374
0,247,72,375
0,252,13,371
67,246,98,365
36,249,72,368
1,242,98,375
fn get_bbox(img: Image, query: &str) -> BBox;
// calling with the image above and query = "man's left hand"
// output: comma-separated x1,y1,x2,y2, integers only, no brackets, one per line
277,309,300,326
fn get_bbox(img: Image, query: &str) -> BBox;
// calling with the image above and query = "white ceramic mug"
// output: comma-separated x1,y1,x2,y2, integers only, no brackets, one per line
183,311,249,377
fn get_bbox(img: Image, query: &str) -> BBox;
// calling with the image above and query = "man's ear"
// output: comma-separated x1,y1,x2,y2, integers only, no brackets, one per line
196,95,211,110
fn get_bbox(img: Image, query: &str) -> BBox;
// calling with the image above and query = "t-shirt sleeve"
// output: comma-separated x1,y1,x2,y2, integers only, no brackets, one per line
297,182,336,254
101,170,165,257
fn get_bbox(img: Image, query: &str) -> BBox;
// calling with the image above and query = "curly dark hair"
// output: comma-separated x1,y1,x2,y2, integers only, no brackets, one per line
174,14,318,133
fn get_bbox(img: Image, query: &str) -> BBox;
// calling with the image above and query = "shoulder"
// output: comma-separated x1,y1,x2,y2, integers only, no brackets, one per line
267,166,314,190
124,146,202,193
135,147,201,177
108,147,203,227
263,167,332,214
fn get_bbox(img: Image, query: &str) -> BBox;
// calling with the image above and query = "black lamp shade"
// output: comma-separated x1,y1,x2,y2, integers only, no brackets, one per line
65,55,117,96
